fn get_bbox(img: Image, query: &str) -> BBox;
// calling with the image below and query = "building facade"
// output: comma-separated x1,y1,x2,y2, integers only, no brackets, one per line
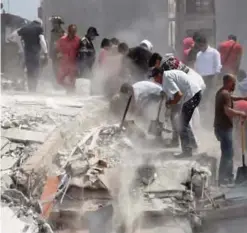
40,0,247,68
40,0,170,54
175,0,247,69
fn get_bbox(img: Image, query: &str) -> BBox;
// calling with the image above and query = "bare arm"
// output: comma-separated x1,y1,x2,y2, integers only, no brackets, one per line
166,91,183,105
231,96,247,101
223,92,245,117
39,34,48,54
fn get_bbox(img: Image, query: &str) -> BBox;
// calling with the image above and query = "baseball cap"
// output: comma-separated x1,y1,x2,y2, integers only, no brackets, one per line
87,27,99,36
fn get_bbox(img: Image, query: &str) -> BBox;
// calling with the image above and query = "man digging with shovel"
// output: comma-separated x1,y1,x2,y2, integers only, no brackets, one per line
110,81,163,119
150,67,203,158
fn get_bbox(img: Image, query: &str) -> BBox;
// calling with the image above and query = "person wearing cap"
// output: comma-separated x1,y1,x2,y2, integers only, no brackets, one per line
77,26,99,77
49,16,65,88
150,66,202,158
15,19,48,91
128,40,153,82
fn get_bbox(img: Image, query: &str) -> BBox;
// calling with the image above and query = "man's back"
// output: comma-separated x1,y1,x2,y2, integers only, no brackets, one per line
163,70,201,104
128,46,152,77
132,81,162,103
218,40,243,74
18,22,43,53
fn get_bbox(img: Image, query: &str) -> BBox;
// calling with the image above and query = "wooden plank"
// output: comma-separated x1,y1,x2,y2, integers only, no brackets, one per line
40,176,60,219
2,128,49,143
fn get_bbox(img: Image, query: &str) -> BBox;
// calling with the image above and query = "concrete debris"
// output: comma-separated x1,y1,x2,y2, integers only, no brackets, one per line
2,128,49,143
1,189,53,233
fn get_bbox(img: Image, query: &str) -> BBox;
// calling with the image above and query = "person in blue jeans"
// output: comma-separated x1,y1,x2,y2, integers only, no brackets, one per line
214,74,247,185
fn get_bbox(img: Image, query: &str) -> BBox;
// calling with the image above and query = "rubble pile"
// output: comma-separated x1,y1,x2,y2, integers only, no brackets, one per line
1,189,54,233
1,106,75,131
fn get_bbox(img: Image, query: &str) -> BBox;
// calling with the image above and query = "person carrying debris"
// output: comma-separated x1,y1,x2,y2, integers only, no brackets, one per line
15,19,48,91
110,81,162,118
218,34,243,76
150,66,203,158
214,74,247,185
56,24,80,94
77,26,99,78
49,16,65,88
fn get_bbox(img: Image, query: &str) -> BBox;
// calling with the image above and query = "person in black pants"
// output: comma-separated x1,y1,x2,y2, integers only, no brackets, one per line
17,19,48,91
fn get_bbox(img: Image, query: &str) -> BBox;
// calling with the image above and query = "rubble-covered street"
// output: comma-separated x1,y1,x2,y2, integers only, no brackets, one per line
1,88,247,233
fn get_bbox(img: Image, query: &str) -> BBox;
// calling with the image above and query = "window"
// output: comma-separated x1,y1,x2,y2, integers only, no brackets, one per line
168,0,176,19
186,0,214,14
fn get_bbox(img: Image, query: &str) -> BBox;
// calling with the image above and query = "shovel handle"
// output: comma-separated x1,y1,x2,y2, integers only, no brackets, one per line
156,95,164,121
241,121,246,166
120,95,132,130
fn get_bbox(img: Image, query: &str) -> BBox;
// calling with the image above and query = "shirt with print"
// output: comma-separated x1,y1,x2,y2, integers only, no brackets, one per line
162,70,201,105
77,36,96,69
214,88,233,130
132,81,162,105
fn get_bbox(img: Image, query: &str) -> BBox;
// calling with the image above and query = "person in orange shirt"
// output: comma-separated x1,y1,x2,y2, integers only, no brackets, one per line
218,34,243,75
56,24,80,94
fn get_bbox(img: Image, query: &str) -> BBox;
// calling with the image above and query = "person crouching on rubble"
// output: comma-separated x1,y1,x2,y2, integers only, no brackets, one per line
150,66,202,158
56,24,80,94
110,81,162,119
214,74,247,185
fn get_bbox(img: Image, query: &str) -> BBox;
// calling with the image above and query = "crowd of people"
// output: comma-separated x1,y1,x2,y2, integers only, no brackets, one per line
11,15,247,186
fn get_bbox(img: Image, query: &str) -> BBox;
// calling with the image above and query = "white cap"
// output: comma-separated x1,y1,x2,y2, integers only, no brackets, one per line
140,39,153,52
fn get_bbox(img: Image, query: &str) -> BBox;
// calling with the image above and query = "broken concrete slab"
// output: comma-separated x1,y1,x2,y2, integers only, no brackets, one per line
1,137,9,149
2,128,49,143
1,157,18,170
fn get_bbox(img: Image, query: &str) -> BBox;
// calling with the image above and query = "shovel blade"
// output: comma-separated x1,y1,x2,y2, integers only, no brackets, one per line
235,166,247,184
148,120,163,136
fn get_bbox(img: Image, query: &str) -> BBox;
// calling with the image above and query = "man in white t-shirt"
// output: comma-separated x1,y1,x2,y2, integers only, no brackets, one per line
150,67,202,157
149,55,205,147
110,80,162,117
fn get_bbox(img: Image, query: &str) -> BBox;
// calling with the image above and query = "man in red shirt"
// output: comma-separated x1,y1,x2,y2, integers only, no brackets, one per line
56,24,80,93
218,34,243,75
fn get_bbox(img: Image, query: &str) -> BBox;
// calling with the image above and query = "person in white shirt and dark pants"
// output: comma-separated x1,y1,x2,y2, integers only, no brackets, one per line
195,36,222,104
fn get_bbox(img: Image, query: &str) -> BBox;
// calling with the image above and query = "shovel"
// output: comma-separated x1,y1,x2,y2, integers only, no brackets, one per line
235,121,247,184
119,95,132,131
148,96,164,137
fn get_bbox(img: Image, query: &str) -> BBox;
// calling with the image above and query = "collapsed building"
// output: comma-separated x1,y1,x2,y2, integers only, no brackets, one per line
1,91,247,233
